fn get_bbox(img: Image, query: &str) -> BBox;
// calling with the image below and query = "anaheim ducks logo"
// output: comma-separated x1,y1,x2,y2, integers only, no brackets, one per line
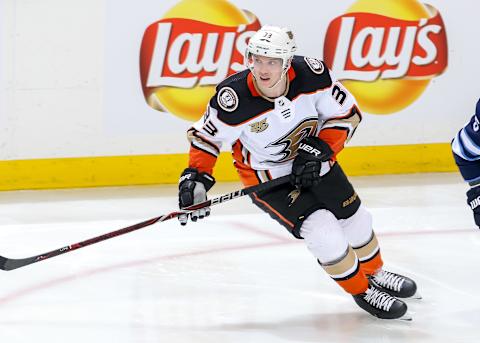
304,57,325,75
287,188,301,207
264,117,318,163
217,87,239,112
249,118,269,133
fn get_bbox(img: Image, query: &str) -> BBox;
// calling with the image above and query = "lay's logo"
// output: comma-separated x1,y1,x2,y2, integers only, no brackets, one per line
324,1,448,114
139,0,261,121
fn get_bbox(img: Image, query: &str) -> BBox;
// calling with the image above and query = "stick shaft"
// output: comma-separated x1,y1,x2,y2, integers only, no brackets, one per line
0,176,289,271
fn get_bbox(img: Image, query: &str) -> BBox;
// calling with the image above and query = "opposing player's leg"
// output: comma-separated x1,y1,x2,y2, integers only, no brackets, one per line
341,205,419,299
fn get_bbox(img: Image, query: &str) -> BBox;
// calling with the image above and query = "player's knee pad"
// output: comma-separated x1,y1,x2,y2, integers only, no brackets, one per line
341,205,382,270
341,204,374,247
299,209,349,263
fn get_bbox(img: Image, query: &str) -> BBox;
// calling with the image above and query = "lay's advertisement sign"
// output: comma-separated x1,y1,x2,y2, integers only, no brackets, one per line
139,0,261,121
324,0,448,114
105,0,464,151
137,0,448,123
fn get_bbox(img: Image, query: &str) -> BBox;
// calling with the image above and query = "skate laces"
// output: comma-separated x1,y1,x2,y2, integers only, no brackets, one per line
373,270,405,292
364,287,396,311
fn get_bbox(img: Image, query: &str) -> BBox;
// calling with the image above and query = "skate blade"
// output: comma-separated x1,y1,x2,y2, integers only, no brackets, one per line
405,291,422,300
397,312,413,321
373,311,413,321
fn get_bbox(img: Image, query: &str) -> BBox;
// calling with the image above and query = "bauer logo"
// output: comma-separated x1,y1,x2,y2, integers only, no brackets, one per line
323,0,448,114
139,0,261,121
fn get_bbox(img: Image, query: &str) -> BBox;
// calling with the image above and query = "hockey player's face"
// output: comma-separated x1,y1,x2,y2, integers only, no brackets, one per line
251,55,284,88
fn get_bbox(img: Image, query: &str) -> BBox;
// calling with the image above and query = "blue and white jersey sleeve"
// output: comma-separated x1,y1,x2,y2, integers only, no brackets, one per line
451,113,480,183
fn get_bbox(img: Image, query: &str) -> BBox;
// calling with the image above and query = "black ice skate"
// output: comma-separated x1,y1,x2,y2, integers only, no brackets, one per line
369,269,420,299
353,285,410,320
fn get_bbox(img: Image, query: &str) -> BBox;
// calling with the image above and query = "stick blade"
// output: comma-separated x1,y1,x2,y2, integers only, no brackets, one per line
0,255,35,271
0,255,10,271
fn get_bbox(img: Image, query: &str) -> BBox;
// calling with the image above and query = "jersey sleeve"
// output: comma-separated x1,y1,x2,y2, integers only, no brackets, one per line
187,103,242,175
314,69,362,158
451,113,480,184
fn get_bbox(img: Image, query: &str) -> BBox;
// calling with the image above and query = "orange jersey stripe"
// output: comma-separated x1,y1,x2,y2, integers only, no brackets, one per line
318,128,348,158
232,141,260,186
188,146,217,175
231,140,245,165
236,166,260,187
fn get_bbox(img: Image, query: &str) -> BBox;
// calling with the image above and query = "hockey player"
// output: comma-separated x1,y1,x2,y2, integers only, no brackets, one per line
451,98,480,228
178,25,418,320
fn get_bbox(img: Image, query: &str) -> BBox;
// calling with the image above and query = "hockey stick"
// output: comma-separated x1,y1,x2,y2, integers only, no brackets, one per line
0,175,289,271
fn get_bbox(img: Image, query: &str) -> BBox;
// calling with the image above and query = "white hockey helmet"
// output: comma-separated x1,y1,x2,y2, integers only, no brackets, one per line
246,25,297,70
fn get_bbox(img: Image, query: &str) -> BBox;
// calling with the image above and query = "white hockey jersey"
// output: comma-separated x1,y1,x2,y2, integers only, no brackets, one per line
187,56,362,186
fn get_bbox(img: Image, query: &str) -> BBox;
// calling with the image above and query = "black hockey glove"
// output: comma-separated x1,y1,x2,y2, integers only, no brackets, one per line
290,137,333,189
178,168,216,226
467,186,480,228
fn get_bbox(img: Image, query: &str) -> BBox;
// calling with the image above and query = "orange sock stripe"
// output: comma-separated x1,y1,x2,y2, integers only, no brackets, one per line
359,250,383,275
335,269,369,295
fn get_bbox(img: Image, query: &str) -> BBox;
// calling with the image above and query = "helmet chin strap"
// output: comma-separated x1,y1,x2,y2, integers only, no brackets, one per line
251,66,289,93
267,68,289,90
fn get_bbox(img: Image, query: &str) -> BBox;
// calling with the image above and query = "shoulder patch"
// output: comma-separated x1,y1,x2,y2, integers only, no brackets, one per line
304,57,325,74
217,87,239,112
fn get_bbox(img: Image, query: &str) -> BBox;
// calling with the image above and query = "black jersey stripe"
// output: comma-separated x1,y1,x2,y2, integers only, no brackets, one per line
213,55,333,126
